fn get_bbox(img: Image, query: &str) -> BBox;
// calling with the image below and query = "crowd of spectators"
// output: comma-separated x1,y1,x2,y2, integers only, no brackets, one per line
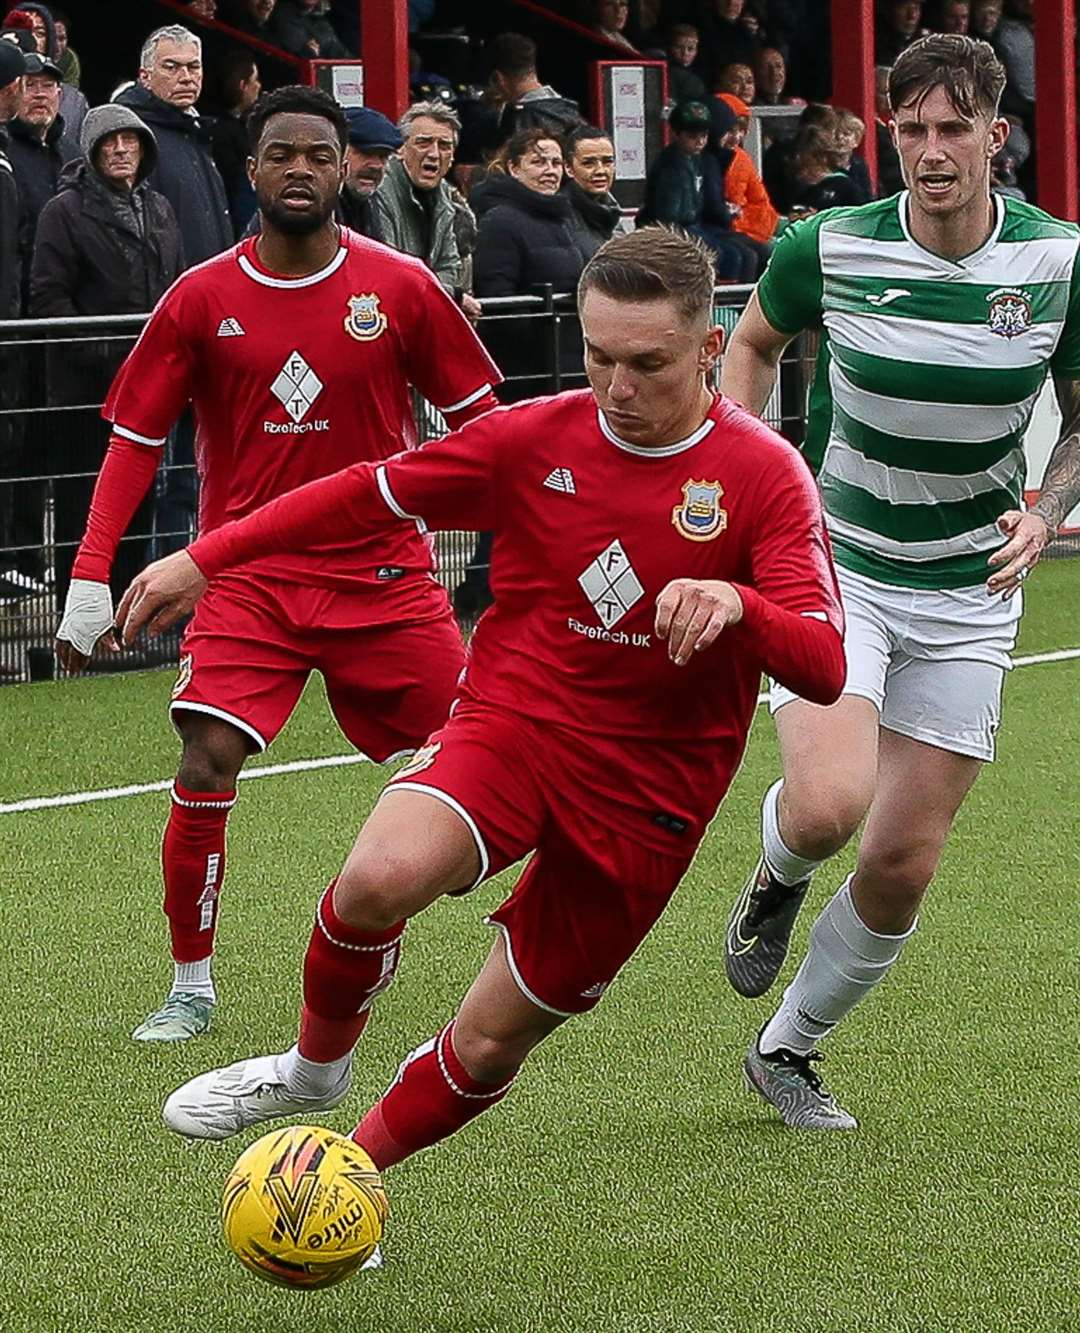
0,0,1047,605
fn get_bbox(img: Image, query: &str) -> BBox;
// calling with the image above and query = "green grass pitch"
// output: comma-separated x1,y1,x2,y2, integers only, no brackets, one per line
3,562,1079,1333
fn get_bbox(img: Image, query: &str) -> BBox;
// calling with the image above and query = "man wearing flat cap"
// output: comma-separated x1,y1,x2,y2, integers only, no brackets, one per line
340,105,401,240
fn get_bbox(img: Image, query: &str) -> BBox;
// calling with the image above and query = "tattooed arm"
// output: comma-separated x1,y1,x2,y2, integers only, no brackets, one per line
987,375,1080,599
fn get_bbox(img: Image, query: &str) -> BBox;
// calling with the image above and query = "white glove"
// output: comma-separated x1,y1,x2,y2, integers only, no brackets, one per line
56,578,115,657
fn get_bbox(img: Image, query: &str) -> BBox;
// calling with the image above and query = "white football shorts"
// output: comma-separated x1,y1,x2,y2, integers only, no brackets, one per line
769,565,1022,762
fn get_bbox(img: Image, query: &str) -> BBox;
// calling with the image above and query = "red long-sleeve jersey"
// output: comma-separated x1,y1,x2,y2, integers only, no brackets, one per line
191,391,845,817
73,230,500,623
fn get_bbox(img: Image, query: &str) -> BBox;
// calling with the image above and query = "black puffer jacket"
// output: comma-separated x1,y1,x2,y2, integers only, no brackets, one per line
115,84,231,266
564,181,620,258
472,174,593,385
30,104,184,405
473,174,592,298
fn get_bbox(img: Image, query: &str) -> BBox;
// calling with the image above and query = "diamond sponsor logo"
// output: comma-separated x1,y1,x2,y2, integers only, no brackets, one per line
578,538,644,629
271,351,324,423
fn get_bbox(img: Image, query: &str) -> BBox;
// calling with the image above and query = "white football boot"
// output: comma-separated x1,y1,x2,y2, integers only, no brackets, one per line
162,1054,351,1141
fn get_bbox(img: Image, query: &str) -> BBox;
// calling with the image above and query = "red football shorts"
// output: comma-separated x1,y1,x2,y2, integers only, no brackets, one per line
383,701,698,1016
169,573,464,758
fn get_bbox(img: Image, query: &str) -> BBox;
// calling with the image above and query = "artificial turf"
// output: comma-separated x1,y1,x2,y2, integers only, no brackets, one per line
3,560,1078,1332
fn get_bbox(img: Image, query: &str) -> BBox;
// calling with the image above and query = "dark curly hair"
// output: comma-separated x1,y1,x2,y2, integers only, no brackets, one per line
247,84,349,155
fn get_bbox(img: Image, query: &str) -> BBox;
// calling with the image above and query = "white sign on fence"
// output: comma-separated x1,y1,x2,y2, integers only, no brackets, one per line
610,66,647,181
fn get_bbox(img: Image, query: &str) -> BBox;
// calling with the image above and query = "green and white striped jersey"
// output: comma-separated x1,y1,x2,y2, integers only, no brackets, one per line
757,193,1080,589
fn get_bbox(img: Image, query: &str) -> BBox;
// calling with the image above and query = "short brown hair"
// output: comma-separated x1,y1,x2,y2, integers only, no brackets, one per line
490,126,562,173
489,32,537,80
888,33,1005,118
579,228,715,326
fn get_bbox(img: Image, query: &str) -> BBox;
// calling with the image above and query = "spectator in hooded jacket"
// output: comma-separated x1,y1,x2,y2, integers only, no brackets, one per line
634,100,740,280
7,51,77,312
116,25,232,267
271,0,352,59
489,33,584,143
562,124,620,258
30,103,183,615
715,92,778,245
2,5,86,136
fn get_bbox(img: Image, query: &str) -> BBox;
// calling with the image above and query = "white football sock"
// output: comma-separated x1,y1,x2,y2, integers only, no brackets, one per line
759,876,915,1057
277,1045,352,1096
761,778,823,886
172,958,215,1002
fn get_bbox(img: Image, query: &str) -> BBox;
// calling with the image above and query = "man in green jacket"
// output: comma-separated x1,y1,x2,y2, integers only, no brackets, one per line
375,99,480,318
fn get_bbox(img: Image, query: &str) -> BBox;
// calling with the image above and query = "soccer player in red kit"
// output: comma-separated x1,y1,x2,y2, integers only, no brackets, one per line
54,86,500,1044
120,229,846,1191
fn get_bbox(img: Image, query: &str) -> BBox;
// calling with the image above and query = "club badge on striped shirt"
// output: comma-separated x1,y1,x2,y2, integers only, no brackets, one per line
672,480,726,542
986,287,1033,340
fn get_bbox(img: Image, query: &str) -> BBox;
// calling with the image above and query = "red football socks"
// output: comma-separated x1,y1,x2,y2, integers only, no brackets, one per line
161,782,236,964
296,882,406,1064
352,1021,517,1170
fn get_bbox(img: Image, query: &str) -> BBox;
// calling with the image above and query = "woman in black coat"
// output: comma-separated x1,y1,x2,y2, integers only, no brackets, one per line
30,103,183,611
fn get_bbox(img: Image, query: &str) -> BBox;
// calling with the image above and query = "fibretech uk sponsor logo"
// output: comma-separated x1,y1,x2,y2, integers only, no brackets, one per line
577,539,644,629
270,350,325,424
567,617,650,648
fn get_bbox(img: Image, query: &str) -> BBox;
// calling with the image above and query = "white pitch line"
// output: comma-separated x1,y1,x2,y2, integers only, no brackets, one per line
3,646,1079,816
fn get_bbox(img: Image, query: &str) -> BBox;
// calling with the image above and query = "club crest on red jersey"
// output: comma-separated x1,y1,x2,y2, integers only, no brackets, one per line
344,293,388,342
672,480,726,541
172,653,193,698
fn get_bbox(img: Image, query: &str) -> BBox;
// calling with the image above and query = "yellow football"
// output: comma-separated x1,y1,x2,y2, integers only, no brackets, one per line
221,1124,388,1290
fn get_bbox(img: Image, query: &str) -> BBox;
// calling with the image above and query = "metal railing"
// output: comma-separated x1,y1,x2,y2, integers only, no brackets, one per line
0,290,803,684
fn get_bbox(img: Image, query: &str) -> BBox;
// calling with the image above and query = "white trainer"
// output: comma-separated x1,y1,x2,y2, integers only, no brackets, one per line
361,1245,384,1271
162,1053,351,1141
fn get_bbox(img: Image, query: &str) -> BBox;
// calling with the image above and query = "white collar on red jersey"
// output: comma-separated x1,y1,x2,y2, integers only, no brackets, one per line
237,244,349,289
597,408,716,458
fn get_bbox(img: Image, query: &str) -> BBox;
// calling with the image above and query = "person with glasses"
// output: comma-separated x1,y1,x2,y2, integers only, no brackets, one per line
115,25,231,267
374,99,479,319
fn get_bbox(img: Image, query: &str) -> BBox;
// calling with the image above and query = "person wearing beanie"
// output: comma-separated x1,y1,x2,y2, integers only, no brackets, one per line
30,103,183,613
716,91,779,246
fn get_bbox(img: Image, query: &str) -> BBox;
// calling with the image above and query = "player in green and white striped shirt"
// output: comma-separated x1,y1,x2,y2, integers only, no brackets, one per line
718,33,1080,1130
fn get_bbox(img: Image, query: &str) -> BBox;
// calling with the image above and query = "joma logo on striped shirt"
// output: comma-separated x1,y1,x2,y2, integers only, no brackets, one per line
864,288,911,307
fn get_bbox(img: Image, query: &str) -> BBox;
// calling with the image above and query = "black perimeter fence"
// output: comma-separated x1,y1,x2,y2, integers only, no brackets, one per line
0,289,1073,685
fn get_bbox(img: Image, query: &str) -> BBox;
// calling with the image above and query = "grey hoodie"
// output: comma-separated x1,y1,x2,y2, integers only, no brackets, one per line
79,103,158,186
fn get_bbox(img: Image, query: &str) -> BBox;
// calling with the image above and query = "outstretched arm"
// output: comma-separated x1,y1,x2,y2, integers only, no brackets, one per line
987,375,1080,598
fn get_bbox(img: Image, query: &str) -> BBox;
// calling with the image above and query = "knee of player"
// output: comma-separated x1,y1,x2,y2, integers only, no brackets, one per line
784,784,870,859
334,853,428,932
858,840,939,904
177,736,246,791
453,1024,528,1085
